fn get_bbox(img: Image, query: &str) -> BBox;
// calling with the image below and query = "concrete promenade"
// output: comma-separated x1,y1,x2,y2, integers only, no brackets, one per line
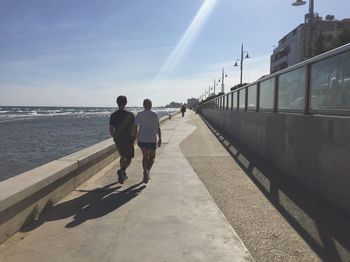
181,112,350,261
0,112,253,262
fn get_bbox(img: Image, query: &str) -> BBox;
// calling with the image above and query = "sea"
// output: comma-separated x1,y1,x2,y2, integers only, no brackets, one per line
0,106,179,182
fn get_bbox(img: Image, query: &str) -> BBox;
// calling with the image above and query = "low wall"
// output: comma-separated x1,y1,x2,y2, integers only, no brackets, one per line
201,109,350,217
0,139,118,244
0,112,178,244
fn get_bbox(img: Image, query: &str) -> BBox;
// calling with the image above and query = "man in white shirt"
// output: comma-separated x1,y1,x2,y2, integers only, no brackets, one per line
133,99,162,183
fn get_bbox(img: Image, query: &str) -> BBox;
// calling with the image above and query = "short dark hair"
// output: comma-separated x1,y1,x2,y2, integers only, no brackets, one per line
143,99,152,109
116,96,127,107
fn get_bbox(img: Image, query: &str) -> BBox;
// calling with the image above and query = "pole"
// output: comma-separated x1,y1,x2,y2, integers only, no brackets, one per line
240,44,243,85
221,68,225,93
308,0,314,58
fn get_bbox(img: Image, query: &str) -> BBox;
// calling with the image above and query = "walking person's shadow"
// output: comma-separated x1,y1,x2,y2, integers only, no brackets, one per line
66,182,145,228
21,182,145,231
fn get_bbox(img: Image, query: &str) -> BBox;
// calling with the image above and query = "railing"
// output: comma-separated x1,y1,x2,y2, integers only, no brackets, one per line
201,43,350,116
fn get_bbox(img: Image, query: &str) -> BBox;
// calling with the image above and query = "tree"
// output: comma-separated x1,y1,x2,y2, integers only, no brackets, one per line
230,83,247,91
164,101,182,108
313,33,326,56
312,29,350,57
336,29,350,46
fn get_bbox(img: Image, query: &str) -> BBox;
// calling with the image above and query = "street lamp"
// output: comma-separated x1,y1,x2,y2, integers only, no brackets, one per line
292,0,314,58
217,68,228,93
213,79,219,95
234,44,250,85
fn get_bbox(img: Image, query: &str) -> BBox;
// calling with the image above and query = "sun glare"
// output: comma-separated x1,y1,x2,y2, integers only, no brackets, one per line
150,0,218,88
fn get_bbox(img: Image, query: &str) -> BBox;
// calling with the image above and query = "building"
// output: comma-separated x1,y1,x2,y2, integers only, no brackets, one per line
271,15,350,73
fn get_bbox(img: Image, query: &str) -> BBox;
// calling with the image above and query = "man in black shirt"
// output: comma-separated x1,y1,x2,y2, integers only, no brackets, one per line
109,95,135,184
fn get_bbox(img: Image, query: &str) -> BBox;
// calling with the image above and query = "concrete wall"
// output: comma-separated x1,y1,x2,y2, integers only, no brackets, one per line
0,113,178,244
0,139,118,243
201,109,350,217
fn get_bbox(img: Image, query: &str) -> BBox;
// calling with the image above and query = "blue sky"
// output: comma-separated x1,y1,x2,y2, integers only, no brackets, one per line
0,0,349,107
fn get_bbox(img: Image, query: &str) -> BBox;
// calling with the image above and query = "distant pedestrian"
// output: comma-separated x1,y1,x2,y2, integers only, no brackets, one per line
180,105,186,117
109,95,136,184
133,99,161,183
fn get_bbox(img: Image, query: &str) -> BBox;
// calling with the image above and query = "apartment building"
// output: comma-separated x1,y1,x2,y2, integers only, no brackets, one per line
270,15,350,73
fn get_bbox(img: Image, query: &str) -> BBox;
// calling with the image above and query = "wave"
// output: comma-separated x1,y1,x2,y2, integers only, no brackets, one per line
0,106,179,123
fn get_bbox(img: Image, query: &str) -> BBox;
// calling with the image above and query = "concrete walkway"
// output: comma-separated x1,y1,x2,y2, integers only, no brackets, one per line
0,112,253,262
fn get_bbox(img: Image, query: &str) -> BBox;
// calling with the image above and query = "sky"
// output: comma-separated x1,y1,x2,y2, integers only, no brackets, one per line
0,0,349,107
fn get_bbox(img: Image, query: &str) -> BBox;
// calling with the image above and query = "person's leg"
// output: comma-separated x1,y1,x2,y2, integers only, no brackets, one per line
120,156,131,170
117,142,134,183
141,148,149,173
123,142,134,171
140,147,150,183
147,149,156,171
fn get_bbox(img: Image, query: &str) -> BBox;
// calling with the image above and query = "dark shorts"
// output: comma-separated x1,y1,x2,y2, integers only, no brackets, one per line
138,141,157,150
115,142,134,159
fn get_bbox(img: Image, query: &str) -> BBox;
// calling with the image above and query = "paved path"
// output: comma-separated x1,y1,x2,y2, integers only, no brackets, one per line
180,112,350,262
0,112,253,262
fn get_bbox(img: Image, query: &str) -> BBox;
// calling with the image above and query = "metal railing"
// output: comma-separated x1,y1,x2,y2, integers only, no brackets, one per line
201,43,350,116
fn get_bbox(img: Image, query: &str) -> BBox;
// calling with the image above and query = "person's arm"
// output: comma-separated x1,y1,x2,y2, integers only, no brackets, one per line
131,124,138,142
109,125,117,140
157,127,162,147
132,113,140,141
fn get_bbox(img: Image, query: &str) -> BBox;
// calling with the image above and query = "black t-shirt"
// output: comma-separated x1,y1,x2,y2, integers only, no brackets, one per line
109,109,135,143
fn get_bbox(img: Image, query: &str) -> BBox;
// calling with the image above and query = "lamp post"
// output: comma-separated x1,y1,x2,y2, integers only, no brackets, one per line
213,80,218,95
234,44,250,85
217,68,228,93
292,0,315,58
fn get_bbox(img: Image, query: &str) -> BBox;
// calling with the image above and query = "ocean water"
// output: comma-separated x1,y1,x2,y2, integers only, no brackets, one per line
0,106,178,182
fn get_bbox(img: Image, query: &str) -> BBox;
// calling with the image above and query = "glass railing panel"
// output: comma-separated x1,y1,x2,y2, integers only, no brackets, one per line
227,93,232,110
278,66,306,111
247,84,257,111
260,78,275,110
233,92,237,110
310,50,350,112
239,88,246,110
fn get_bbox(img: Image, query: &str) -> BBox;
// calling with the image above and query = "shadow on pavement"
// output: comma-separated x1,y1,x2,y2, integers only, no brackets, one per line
21,182,145,231
200,115,350,262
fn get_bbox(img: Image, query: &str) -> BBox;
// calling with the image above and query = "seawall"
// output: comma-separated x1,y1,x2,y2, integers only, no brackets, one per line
201,109,350,217
0,113,177,244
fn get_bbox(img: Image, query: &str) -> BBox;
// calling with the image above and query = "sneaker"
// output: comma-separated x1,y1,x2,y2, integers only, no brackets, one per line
117,169,124,184
121,169,128,182
143,171,149,184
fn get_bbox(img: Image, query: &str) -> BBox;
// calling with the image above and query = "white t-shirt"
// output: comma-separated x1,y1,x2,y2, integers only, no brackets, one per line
135,110,160,142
